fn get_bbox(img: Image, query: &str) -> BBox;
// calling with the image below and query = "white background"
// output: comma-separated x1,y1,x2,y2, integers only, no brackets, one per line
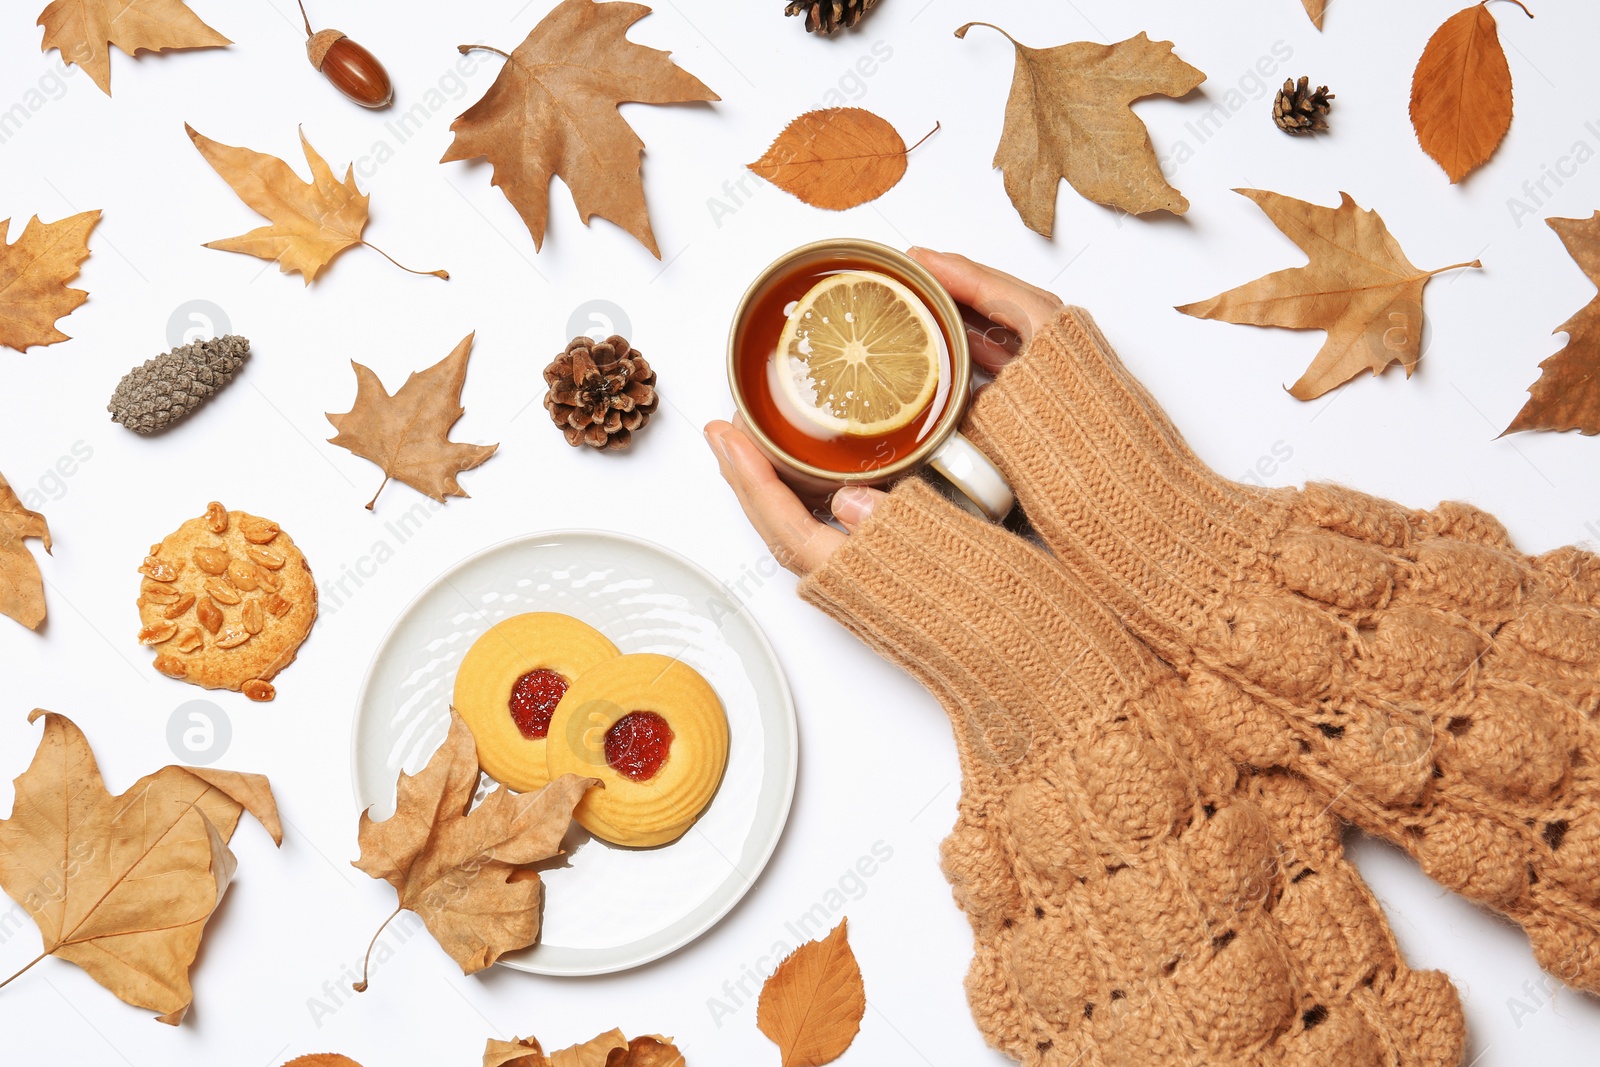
2,0,1598,1064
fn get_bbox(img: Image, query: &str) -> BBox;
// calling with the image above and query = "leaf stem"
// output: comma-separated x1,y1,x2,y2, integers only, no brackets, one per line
954,22,1021,47
364,476,389,511
1484,0,1534,18
353,906,402,991
1426,259,1484,276
0,952,47,992
360,241,450,281
906,121,941,154
294,0,313,36
458,44,512,60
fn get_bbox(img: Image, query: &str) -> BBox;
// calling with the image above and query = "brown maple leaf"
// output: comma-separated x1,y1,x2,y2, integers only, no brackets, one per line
325,333,499,510
1177,188,1481,400
0,710,281,1024
0,470,51,630
352,707,596,988
1301,0,1327,29
38,0,230,95
485,1029,684,1067
441,0,718,258
954,23,1205,237
1505,213,1600,435
749,109,938,211
0,210,99,352
187,124,447,285
1410,0,1534,183
757,919,865,1067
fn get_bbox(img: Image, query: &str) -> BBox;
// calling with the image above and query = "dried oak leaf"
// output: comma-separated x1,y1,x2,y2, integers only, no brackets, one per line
38,0,229,95
441,0,718,258
1505,213,1600,435
0,709,282,1024
0,210,99,352
1302,0,1327,29
0,470,51,630
954,23,1205,237
325,333,499,510
757,919,865,1067
1178,188,1481,400
485,1029,684,1067
1410,1,1533,183
352,707,596,988
187,124,446,285
749,109,938,211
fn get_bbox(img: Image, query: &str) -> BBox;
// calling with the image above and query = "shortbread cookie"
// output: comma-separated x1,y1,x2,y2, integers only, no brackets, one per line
136,502,316,701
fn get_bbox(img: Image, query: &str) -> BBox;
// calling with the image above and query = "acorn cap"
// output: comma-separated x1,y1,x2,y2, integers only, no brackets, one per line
307,28,347,70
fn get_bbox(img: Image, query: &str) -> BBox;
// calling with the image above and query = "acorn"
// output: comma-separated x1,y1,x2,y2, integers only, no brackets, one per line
296,0,392,109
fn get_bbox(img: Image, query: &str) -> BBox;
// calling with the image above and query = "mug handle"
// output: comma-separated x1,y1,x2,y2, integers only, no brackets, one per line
929,432,1013,520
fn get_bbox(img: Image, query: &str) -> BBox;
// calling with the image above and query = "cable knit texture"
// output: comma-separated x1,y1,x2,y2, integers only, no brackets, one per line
801,479,1464,1067
962,309,1600,992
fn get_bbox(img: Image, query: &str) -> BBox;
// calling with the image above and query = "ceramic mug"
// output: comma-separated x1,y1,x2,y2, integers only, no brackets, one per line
726,238,1014,520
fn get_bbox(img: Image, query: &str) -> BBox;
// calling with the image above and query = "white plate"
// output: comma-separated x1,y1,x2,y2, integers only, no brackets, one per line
350,530,797,976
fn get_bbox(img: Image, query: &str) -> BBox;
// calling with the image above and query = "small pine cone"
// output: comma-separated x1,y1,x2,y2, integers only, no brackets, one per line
784,0,879,35
1273,76,1334,134
543,335,659,451
107,334,250,435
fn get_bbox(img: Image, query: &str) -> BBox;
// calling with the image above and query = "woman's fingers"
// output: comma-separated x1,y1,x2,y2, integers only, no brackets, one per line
909,248,1062,371
705,419,844,575
831,484,886,533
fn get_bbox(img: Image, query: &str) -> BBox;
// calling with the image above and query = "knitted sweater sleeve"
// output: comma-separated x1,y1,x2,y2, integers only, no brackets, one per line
964,307,1600,992
798,477,1462,1067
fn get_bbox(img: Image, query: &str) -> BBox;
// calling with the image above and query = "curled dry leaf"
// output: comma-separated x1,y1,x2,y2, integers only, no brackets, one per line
352,707,596,989
325,333,499,510
955,23,1205,237
37,0,229,95
485,1029,684,1067
1410,0,1534,183
1504,213,1600,435
748,108,938,211
442,0,718,258
1301,0,1326,29
1177,188,1481,400
0,210,99,352
187,124,447,284
0,710,282,1024
757,919,865,1067
0,471,51,629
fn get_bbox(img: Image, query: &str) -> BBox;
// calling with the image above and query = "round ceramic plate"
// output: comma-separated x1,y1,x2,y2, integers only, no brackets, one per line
351,530,797,976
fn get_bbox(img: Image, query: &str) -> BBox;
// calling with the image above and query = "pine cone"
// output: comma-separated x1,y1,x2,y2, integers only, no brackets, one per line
107,334,250,435
543,335,658,450
784,0,879,35
1273,76,1334,134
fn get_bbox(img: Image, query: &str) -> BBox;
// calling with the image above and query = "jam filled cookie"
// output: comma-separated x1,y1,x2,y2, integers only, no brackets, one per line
136,502,316,701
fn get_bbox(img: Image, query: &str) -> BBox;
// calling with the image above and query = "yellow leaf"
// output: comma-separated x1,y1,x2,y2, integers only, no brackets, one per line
0,469,52,630
37,0,229,95
0,210,99,352
757,918,865,1067
749,109,937,211
0,710,281,1023
187,124,446,285
324,333,499,510
1409,1,1533,183
955,23,1205,237
441,0,719,258
1177,189,1481,400
1505,212,1600,435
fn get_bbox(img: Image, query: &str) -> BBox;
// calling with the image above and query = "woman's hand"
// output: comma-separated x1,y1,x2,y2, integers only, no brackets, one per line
706,248,1063,575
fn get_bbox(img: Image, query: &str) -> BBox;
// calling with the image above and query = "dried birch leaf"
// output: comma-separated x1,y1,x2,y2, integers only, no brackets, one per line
1409,1,1533,183
757,919,865,1067
749,108,937,211
1505,213,1600,435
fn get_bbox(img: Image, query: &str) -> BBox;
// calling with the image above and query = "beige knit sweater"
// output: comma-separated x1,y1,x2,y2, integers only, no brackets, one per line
800,309,1600,1066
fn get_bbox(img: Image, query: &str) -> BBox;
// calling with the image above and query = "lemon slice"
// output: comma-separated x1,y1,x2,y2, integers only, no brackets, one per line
776,270,941,436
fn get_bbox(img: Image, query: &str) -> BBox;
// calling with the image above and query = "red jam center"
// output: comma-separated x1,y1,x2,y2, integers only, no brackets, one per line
508,669,568,740
604,711,674,782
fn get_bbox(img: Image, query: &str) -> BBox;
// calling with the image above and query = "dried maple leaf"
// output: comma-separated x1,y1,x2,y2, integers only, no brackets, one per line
954,23,1205,237
38,0,229,95
0,210,99,352
352,707,596,988
1505,213,1600,435
0,470,51,630
749,109,938,211
485,1029,684,1067
1301,0,1327,29
757,919,865,1067
1177,188,1481,400
441,0,718,258
1410,0,1534,183
0,709,281,1024
325,333,499,510
187,124,447,285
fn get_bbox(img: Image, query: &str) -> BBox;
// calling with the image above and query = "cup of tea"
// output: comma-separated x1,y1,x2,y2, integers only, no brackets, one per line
727,239,1013,520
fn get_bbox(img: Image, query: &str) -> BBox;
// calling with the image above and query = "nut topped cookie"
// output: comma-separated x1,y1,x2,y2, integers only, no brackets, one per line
136,502,316,701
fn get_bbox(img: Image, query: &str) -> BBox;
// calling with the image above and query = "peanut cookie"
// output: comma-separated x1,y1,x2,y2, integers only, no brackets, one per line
136,502,316,701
